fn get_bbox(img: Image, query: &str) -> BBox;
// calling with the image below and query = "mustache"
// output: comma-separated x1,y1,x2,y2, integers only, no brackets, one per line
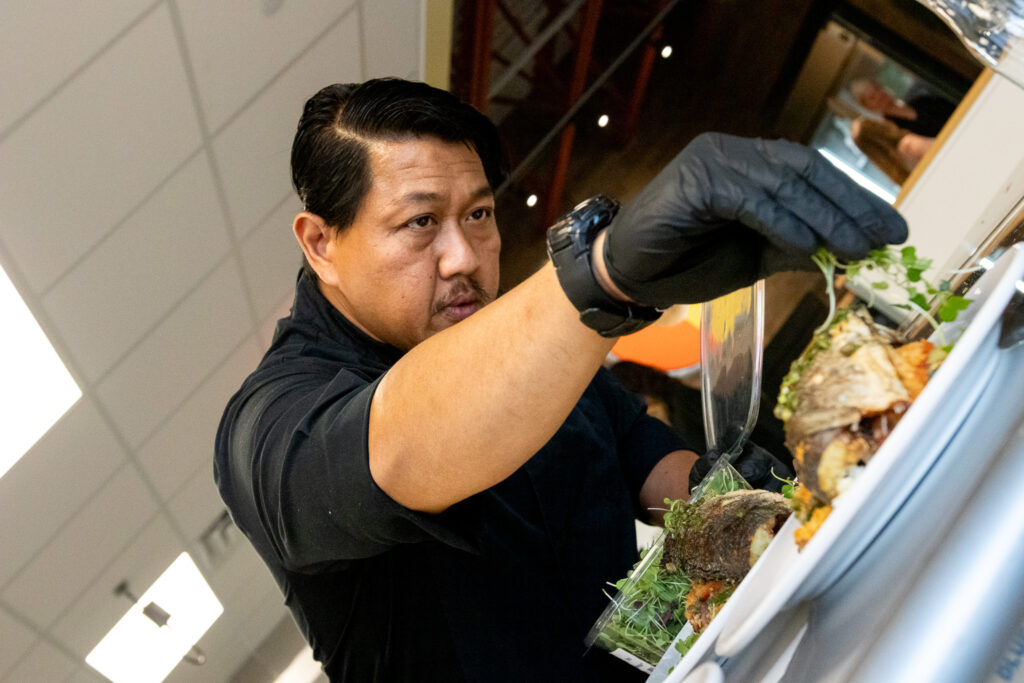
432,278,493,314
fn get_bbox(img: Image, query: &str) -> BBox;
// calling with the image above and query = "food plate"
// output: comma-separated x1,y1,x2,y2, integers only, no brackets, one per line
713,243,1024,659
667,661,724,683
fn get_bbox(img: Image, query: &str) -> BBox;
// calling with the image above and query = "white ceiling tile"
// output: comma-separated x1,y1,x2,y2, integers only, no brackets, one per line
162,545,279,683
207,542,276,609
42,154,230,383
176,0,358,132
1,638,76,683
240,196,304,322
0,4,201,296
162,623,248,683
234,615,307,683
213,11,363,238
0,0,153,131
137,338,264,501
258,296,294,351
65,667,108,683
1,465,157,629
49,515,181,660
223,592,292,668
362,0,422,81
0,608,36,678
0,5,203,295
166,467,229,543
0,398,126,588
95,259,251,449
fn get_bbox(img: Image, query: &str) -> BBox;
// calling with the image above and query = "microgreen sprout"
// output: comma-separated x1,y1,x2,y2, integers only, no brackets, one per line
769,468,797,499
811,246,972,343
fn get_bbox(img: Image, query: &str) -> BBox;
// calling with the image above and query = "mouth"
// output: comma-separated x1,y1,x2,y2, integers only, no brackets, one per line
439,296,481,323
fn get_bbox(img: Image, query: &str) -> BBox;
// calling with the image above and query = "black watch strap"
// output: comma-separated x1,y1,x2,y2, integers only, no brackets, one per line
546,195,661,337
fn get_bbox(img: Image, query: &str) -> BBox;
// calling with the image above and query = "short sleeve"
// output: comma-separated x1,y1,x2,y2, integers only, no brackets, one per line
215,364,482,574
618,412,691,506
595,368,693,513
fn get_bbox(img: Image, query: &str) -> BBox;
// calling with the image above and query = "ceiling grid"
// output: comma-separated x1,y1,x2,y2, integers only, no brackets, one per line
0,1,422,680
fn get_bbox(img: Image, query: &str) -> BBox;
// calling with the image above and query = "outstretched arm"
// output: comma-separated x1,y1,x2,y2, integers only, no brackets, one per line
369,134,908,514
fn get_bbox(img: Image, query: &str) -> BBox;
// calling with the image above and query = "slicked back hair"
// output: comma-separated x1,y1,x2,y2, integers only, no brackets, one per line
291,79,507,277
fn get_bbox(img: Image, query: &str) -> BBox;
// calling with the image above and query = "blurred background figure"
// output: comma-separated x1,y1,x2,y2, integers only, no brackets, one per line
849,77,956,137
849,116,934,185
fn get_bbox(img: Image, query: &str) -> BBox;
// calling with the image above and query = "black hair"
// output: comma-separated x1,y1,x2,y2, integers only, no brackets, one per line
291,79,507,276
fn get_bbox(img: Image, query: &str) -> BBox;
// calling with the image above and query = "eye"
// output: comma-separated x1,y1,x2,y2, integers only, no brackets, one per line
405,214,436,230
468,207,493,222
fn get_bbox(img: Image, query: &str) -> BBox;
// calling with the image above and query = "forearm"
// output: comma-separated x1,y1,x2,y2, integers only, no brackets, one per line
369,263,616,512
638,449,700,525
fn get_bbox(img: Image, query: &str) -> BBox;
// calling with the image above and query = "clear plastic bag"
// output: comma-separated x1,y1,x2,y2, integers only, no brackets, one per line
585,467,751,672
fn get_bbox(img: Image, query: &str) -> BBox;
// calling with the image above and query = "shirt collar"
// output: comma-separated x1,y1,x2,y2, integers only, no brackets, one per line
277,268,405,367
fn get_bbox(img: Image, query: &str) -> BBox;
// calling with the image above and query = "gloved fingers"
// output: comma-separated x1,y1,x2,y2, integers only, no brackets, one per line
717,180,819,255
772,174,878,260
755,137,908,250
758,244,819,279
703,141,870,261
695,140,865,259
704,448,724,465
737,458,770,486
792,144,908,247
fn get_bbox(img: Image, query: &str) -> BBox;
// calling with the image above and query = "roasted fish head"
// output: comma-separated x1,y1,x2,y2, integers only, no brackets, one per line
779,308,931,503
662,489,791,584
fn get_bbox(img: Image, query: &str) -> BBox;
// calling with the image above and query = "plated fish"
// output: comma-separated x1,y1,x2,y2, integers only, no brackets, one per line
661,489,790,632
776,307,933,546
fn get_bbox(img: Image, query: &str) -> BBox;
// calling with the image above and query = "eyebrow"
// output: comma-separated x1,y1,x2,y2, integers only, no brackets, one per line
397,185,494,206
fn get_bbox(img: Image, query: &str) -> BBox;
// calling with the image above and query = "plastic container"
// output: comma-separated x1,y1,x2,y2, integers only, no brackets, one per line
585,468,752,673
691,282,765,502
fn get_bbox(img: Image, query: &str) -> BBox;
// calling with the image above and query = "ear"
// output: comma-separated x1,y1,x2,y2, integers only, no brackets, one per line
293,212,340,286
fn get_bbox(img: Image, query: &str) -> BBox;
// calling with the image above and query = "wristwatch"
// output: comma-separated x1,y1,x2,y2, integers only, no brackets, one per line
546,195,662,337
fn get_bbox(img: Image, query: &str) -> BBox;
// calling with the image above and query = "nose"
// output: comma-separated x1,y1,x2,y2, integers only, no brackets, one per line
436,220,481,280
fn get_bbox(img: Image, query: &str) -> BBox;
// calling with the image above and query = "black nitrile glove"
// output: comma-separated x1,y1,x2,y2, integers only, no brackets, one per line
688,442,795,494
603,133,909,306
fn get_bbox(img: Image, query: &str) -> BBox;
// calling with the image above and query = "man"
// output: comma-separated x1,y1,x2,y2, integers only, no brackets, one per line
849,77,957,138
215,78,906,682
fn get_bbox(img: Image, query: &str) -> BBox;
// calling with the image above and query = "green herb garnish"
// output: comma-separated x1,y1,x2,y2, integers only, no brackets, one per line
812,246,972,344
592,543,691,665
769,468,797,499
675,632,699,656
776,245,974,422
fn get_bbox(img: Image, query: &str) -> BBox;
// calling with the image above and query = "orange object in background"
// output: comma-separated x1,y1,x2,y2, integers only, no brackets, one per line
610,304,701,375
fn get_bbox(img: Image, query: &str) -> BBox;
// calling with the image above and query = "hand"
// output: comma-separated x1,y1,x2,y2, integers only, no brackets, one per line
688,441,794,493
602,133,908,306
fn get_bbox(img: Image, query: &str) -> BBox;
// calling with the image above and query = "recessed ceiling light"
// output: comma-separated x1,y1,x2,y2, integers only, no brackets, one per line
0,263,80,479
597,114,610,128
526,194,538,207
661,45,673,58
86,553,223,683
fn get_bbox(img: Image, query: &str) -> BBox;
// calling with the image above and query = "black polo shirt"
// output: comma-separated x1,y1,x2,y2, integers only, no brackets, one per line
214,270,688,682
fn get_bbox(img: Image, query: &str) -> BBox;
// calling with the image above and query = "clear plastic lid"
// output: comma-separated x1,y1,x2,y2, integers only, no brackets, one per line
692,281,765,501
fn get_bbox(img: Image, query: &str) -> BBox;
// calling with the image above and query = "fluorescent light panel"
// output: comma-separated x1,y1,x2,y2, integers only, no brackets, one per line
816,147,898,204
0,264,81,479
86,553,223,683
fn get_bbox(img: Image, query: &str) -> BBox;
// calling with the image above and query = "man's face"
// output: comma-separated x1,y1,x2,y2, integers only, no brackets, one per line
318,137,501,350
859,82,893,112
